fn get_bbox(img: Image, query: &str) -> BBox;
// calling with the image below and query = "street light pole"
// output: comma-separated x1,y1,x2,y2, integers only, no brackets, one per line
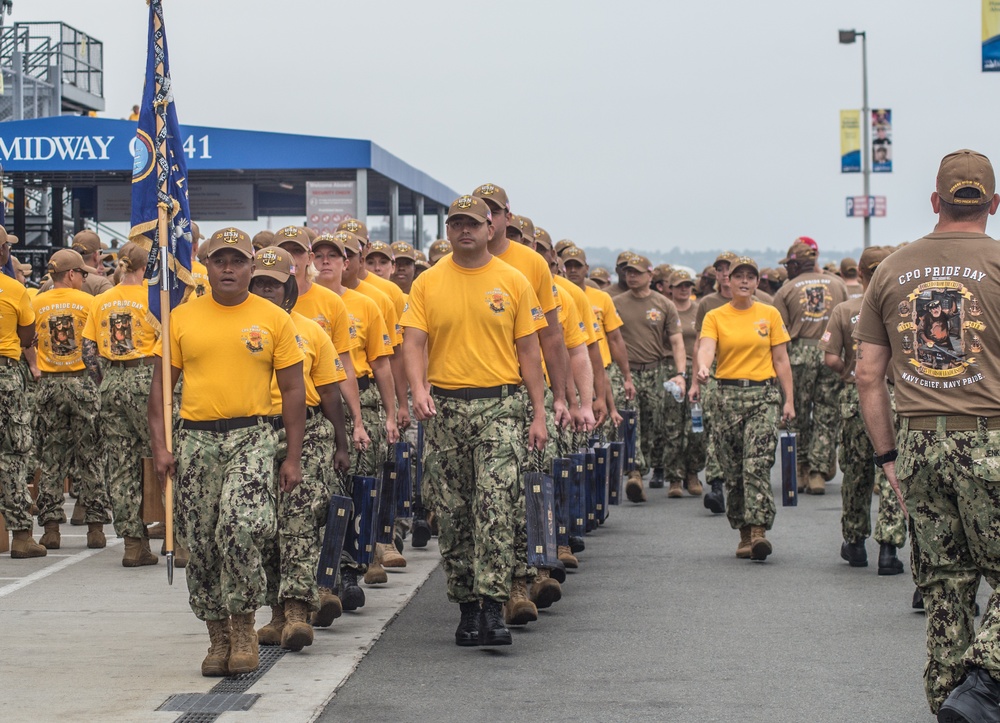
840,29,871,248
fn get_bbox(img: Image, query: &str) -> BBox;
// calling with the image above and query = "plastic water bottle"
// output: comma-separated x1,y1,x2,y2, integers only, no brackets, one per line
691,402,704,434
663,380,684,403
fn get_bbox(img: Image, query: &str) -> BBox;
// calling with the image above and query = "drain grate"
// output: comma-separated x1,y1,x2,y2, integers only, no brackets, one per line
210,645,287,693
158,692,259,713
174,712,226,723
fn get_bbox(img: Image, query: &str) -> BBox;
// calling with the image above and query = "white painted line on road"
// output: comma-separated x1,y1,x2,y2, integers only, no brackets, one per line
0,539,122,599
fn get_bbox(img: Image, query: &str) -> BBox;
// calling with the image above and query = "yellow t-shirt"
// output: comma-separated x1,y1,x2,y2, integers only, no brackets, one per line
293,283,357,355
33,287,92,372
554,286,588,350
341,287,393,379
361,271,406,341
585,284,623,368
555,275,599,346
191,260,211,298
700,301,790,381
269,310,346,414
163,293,304,420
401,256,543,389
495,241,559,316
83,284,158,360
26,287,39,301
0,274,34,360
357,279,400,347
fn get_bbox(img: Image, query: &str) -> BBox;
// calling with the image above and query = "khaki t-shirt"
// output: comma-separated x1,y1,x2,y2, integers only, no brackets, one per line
844,281,864,301
614,291,682,365
676,303,698,360
819,296,863,383
773,271,849,341
854,232,1000,417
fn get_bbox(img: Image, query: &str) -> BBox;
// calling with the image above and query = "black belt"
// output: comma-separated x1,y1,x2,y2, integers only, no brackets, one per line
431,384,519,401
357,375,371,392
631,361,662,372
0,356,18,367
41,369,87,378
179,416,264,433
717,378,776,388
107,357,154,368
269,405,322,430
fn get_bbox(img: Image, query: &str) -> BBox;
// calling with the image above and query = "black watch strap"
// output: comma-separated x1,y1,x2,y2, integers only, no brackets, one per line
873,449,898,468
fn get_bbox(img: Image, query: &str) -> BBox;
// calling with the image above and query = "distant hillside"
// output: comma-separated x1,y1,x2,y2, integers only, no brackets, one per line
580,246,865,274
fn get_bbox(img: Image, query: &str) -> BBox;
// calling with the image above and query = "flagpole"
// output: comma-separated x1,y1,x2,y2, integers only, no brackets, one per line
158,209,174,585
152,1,175,585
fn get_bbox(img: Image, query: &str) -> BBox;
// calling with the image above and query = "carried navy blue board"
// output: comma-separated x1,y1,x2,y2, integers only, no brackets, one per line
317,494,353,589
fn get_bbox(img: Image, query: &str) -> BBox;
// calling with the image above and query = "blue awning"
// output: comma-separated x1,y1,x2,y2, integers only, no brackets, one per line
0,115,457,216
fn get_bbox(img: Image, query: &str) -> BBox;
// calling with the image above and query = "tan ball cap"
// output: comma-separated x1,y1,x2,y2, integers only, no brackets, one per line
562,246,588,266
859,245,894,272
365,240,395,261
472,183,510,212
589,267,610,283
205,227,254,259
47,248,99,275
274,225,310,252
71,230,107,255
779,241,817,265
337,218,369,240
534,227,553,251
669,269,695,287
730,256,759,276
624,254,653,273
390,241,416,261
252,246,292,283
311,232,346,257
447,195,493,224
428,239,452,264
937,149,996,205
252,230,275,251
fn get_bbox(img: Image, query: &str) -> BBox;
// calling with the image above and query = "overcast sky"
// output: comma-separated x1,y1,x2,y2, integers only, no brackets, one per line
19,0,1000,257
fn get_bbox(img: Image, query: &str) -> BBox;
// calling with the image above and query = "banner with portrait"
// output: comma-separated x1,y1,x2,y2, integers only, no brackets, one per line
872,109,891,173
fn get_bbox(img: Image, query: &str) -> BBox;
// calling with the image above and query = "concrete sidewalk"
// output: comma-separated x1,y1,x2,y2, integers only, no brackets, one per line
0,497,440,723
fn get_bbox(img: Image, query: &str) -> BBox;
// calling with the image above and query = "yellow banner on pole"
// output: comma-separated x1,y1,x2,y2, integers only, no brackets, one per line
983,0,1000,70
840,110,860,173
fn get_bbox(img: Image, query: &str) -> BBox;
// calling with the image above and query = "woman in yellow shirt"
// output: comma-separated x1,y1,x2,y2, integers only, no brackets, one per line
691,257,794,561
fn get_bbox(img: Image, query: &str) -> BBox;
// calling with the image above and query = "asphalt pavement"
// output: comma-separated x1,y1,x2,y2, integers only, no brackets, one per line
322,468,990,723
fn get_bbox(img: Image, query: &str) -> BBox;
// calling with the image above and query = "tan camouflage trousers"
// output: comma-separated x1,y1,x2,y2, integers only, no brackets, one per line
788,341,842,478
100,364,153,539
0,364,35,531
607,363,644,470
897,419,1000,714
175,422,278,621
712,384,780,531
424,391,525,603
838,384,906,547
35,374,110,526
263,413,336,611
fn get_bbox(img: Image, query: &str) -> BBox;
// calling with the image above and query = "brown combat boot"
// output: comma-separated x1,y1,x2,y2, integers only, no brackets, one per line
686,474,703,496
625,471,646,503
86,522,106,549
379,542,407,569
312,586,343,627
736,526,752,559
807,472,826,496
202,618,231,677
505,577,538,625
39,521,60,550
228,612,259,674
529,568,562,610
122,536,158,567
667,481,684,498
280,599,314,651
557,545,579,569
10,529,47,559
797,463,809,493
256,604,285,646
146,522,166,539
750,526,772,561
364,546,388,584
70,498,86,526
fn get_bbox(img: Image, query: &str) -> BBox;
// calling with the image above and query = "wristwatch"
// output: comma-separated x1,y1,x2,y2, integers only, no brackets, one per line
873,449,898,468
